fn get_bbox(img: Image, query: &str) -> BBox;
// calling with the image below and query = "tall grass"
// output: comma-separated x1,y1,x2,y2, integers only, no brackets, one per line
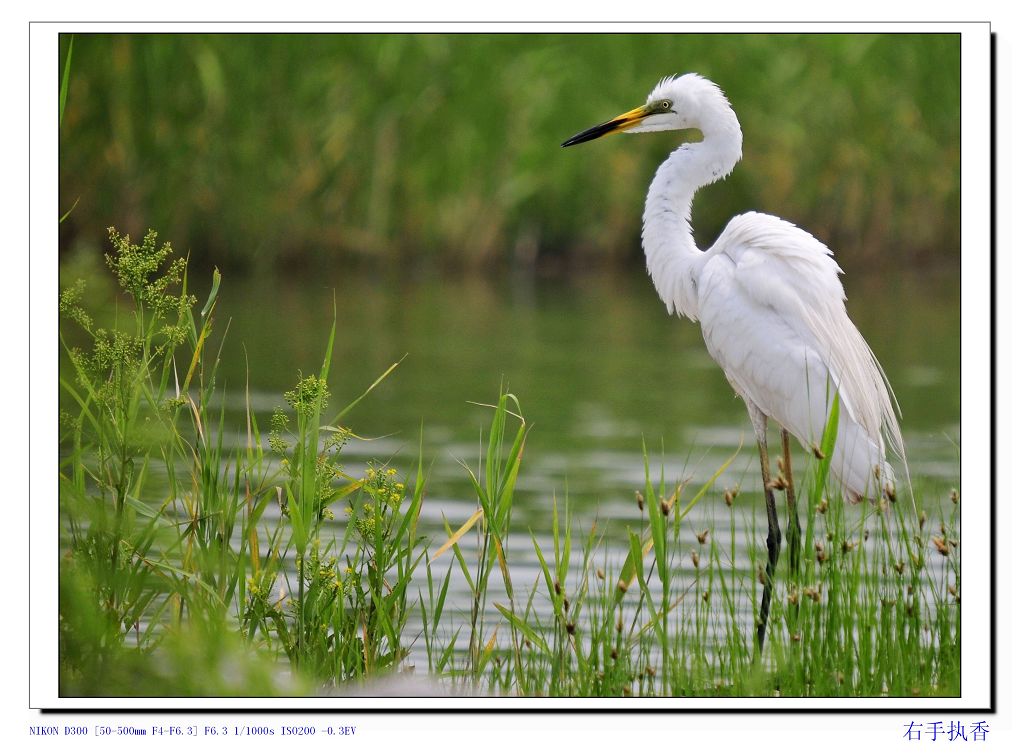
58,33,960,271
433,393,959,697
58,232,960,697
59,228,422,692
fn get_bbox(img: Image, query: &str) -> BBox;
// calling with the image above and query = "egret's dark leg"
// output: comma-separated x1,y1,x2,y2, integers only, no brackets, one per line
781,429,801,580
750,411,782,658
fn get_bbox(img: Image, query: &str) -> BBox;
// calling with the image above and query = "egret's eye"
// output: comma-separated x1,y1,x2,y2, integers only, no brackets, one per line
661,100,672,111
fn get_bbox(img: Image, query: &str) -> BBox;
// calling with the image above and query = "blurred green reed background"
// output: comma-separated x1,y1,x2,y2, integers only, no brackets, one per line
58,33,960,272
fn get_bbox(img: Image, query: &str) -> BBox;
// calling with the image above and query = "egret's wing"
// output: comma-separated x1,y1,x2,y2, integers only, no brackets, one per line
704,211,905,466
698,249,847,452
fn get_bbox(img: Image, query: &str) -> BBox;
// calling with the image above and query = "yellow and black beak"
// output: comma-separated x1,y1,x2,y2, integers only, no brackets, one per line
561,104,651,147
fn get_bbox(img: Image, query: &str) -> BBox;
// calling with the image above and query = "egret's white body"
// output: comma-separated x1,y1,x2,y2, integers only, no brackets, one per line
563,72,908,648
565,73,904,503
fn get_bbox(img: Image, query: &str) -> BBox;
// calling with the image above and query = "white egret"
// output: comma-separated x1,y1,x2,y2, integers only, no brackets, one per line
562,73,906,652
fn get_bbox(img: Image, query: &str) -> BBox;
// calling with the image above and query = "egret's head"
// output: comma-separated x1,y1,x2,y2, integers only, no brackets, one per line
561,73,734,147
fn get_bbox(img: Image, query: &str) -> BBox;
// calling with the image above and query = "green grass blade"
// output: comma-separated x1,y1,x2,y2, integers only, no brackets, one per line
200,267,221,319
330,356,404,424
494,603,550,656
59,35,73,128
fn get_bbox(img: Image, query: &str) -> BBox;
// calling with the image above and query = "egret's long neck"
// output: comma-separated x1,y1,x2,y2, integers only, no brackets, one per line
642,113,742,321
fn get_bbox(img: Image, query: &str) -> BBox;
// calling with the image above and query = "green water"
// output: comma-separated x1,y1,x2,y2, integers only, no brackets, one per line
210,262,960,542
